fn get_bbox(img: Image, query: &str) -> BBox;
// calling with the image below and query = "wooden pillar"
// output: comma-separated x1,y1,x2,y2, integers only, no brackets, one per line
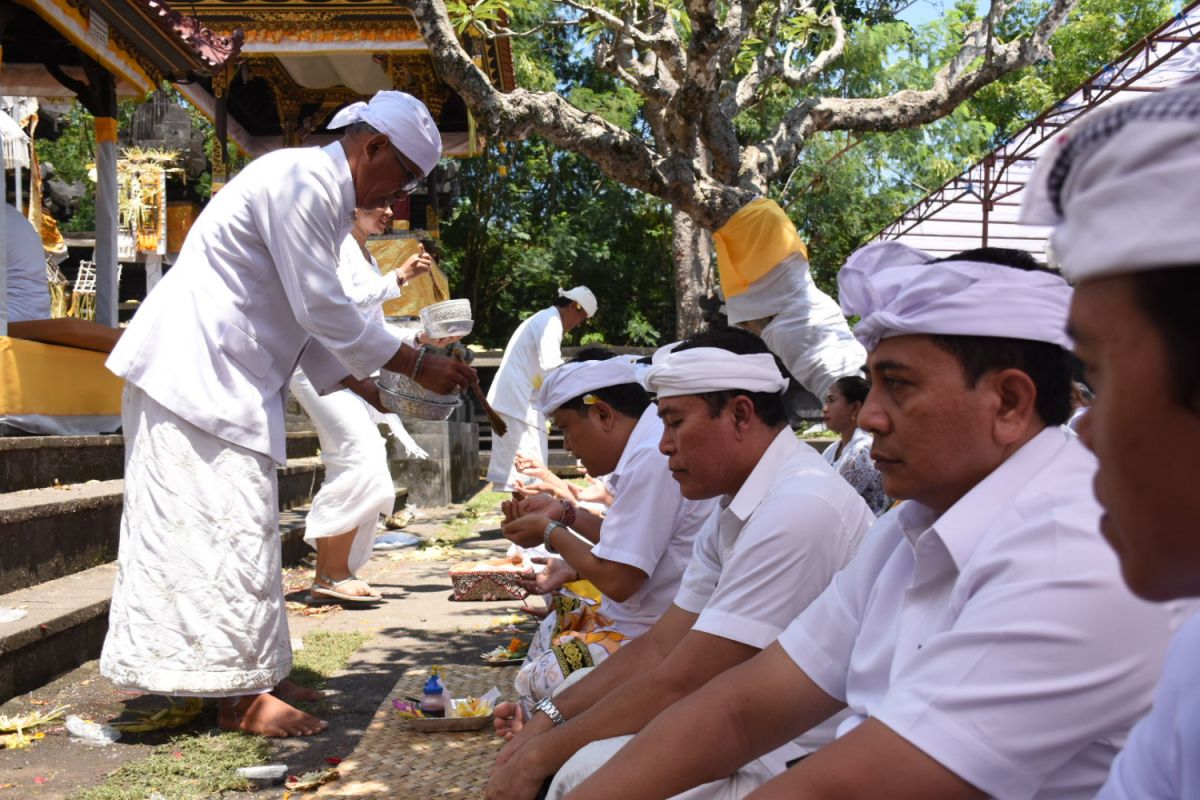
0,45,7,336
88,63,119,328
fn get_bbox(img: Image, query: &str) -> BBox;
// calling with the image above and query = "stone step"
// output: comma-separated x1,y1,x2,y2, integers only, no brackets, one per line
0,431,322,492
0,458,325,595
0,484,407,705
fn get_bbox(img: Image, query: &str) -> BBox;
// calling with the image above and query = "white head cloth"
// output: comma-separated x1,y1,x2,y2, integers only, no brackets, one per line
1021,82,1200,281
838,242,1073,352
558,286,598,317
535,356,647,414
724,251,867,401
642,345,789,399
328,91,442,176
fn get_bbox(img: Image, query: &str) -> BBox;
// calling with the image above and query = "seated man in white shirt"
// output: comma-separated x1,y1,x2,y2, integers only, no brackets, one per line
486,327,875,800
555,246,1181,800
496,350,718,715
1019,84,1200,800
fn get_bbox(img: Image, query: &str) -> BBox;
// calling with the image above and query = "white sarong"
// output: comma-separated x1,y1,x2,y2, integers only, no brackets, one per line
289,371,402,575
547,735,781,799
486,413,548,491
100,385,291,697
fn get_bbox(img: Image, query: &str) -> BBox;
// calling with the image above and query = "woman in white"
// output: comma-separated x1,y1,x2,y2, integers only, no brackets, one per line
289,204,432,602
821,375,890,515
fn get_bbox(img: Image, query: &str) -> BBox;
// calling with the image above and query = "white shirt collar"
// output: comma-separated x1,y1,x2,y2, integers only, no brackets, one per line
324,142,358,228
609,405,663,486
898,426,1072,571
726,427,800,521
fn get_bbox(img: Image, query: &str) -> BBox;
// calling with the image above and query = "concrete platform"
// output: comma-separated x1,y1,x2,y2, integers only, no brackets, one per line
0,484,406,705
0,458,326,596
0,431,322,492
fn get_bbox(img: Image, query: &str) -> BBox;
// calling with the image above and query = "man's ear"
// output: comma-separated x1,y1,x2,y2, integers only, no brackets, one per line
729,394,756,435
990,368,1039,445
593,400,617,432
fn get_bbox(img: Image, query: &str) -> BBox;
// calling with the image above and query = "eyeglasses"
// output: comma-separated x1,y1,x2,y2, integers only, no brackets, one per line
391,145,425,194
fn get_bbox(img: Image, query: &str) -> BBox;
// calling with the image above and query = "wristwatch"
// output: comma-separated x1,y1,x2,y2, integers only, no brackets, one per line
543,520,565,554
534,696,567,726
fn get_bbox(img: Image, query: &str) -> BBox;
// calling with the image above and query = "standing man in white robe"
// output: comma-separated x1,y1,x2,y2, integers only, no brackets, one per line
101,91,476,738
487,286,596,491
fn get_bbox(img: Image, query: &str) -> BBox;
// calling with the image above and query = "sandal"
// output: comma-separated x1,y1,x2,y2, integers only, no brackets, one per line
310,574,383,605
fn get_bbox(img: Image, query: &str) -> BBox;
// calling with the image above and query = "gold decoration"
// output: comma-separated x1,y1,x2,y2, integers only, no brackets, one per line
380,53,452,120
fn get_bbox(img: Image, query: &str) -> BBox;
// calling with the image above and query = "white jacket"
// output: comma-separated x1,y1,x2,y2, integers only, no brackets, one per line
108,143,402,464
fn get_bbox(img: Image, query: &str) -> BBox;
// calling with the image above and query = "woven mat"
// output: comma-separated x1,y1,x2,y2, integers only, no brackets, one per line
313,664,518,798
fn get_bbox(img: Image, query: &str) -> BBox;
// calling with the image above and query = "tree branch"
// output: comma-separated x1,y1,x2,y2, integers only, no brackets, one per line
749,0,1076,183
780,7,846,90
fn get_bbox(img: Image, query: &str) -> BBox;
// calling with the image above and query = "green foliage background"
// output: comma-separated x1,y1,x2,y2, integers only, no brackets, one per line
33,0,1176,346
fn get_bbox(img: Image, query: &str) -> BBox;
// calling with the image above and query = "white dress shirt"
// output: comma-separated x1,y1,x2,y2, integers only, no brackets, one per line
778,427,1179,799
592,406,718,638
486,306,564,424
674,427,874,760
108,142,401,463
1097,609,1200,800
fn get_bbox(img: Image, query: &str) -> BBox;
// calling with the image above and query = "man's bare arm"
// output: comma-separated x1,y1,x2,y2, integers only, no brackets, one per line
748,717,985,800
564,644,845,800
508,619,761,788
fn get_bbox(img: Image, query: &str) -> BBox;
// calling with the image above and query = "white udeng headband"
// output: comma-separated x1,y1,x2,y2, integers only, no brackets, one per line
838,242,1073,352
642,347,789,399
328,90,442,176
1020,82,1200,281
536,357,647,414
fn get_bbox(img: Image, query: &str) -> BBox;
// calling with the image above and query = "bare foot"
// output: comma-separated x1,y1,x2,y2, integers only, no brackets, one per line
273,678,323,703
492,701,525,740
218,693,327,737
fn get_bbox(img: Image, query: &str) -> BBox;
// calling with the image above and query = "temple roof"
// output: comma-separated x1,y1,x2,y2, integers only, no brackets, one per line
170,0,515,157
2,0,242,95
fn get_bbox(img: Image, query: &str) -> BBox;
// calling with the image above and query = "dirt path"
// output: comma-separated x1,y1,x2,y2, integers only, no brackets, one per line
0,496,533,799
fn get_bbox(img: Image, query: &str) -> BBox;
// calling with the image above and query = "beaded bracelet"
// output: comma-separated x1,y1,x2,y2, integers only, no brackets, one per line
559,499,577,527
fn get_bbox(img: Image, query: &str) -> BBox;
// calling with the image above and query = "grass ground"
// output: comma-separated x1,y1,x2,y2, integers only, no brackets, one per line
66,630,371,800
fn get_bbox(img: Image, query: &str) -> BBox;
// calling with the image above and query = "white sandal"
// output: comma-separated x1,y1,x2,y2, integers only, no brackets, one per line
310,575,383,604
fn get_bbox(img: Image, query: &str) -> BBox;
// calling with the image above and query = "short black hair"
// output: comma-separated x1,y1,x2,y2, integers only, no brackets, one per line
556,347,650,419
552,296,574,309
671,327,789,427
833,375,870,406
928,248,1073,426
1132,266,1200,413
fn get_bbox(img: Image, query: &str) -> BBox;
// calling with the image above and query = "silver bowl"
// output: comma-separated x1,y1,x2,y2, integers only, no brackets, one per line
378,369,460,421
420,300,474,340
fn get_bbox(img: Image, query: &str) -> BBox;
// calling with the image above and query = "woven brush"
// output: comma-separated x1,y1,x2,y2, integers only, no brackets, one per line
453,350,507,437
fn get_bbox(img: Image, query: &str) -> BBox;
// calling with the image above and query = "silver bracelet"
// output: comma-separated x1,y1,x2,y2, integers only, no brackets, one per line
534,696,567,726
543,520,564,555
410,345,428,380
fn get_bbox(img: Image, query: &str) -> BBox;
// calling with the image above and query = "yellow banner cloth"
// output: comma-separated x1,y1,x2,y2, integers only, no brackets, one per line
94,117,118,143
0,337,123,415
713,198,809,298
367,238,452,318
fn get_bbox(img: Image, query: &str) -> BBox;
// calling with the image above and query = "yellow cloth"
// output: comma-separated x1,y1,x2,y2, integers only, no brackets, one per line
713,198,809,299
562,579,601,603
0,337,124,415
368,238,451,318
94,117,118,143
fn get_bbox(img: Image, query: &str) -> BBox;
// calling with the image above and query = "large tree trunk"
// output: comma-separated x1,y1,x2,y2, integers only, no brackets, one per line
672,208,715,339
